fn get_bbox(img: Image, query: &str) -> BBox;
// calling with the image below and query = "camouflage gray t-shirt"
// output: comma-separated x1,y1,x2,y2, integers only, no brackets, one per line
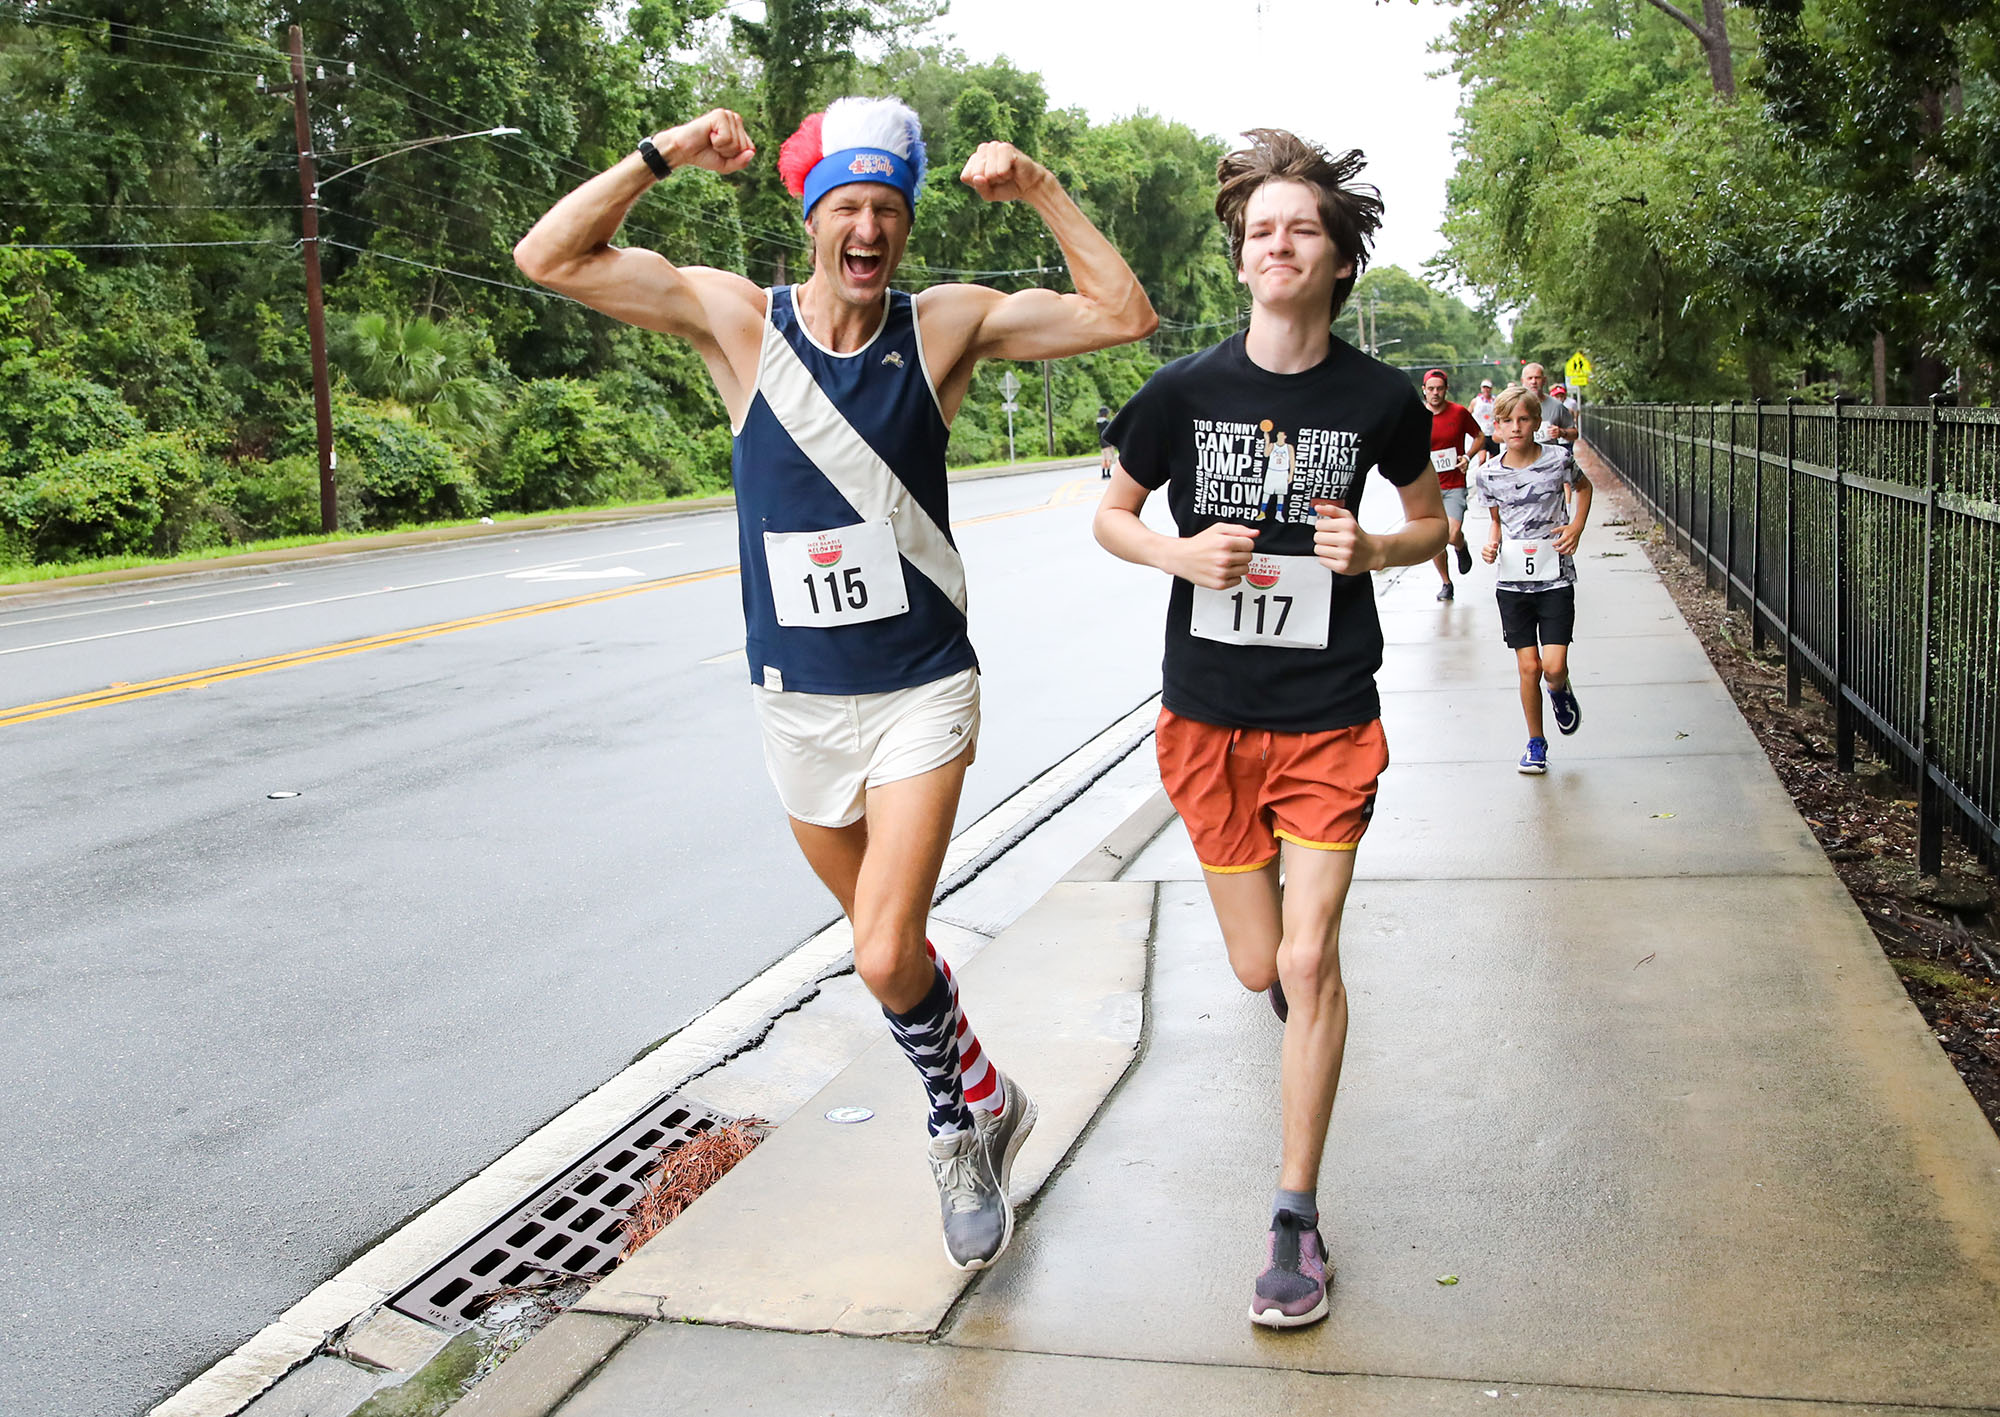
1476,446,1578,594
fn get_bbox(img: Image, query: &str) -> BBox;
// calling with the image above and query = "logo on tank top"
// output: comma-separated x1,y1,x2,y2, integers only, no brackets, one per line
1244,555,1283,590
880,350,904,368
806,532,844,567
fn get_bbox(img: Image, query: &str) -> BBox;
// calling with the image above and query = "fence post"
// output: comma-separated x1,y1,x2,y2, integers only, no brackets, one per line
1686,404,1697,561
1785,398,1800,707
1751,398,1766,651
1917,394,1945,875
1725,400,1741,610
1833,395,1855,773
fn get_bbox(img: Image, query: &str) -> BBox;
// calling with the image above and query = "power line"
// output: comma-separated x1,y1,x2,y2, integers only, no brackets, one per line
7,5,296,63
0,238,286,249
317,203,521,275
322,238,574,301
0,198,291,211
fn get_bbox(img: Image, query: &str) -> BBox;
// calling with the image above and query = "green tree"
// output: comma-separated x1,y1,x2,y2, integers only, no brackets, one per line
336,310,503,444
1738,0,2000,398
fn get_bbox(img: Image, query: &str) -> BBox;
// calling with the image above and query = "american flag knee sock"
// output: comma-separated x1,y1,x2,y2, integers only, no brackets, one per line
884,963,974,1137
926,939,1004,1119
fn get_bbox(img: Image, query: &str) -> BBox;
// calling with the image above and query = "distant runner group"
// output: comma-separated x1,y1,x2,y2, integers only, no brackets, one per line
517,96,1593,1331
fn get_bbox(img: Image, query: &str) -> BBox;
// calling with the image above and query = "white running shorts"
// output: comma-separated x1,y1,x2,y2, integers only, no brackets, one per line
750,667,980,828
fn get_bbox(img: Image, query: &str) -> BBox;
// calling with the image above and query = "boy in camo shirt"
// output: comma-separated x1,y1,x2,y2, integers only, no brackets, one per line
1477,384,1591,774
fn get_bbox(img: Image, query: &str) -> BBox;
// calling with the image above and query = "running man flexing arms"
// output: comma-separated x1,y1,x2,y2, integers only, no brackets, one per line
515,100,1156,1271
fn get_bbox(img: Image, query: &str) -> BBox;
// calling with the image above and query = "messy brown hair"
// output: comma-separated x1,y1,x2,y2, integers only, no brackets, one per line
1492,384,1543,425
1215,129,1383,320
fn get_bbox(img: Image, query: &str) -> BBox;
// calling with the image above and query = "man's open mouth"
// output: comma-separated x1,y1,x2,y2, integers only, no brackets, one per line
843,248,884,281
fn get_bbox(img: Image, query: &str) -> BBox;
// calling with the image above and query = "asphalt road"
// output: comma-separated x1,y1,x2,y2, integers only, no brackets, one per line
0,465,1188,1417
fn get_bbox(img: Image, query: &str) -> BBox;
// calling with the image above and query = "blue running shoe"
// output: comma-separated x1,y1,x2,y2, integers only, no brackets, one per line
1518,737,1548,774
1548,681,1582,735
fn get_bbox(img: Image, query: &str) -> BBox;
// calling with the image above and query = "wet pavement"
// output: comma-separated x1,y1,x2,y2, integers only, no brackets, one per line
448,475,2000,1416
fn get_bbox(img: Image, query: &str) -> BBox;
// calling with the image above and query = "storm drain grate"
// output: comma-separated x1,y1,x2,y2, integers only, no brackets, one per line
388,1093,733,1331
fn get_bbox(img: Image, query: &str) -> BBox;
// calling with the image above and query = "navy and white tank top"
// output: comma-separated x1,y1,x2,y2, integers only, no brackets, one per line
731,286,978,695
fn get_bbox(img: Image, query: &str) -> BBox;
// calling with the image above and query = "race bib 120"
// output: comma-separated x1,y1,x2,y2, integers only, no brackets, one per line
1496,537,1562,583
1189,553,1333,650
765,518,910,628
1430,447,1459,474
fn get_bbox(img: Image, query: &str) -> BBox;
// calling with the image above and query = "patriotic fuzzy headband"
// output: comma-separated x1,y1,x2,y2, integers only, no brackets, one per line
778,96,927,217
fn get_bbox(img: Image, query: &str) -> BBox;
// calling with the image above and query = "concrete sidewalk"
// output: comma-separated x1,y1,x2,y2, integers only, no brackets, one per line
442,476,2000,1416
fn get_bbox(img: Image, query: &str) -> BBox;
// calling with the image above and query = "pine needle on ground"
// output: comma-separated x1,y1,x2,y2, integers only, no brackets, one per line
619,1119,767,1252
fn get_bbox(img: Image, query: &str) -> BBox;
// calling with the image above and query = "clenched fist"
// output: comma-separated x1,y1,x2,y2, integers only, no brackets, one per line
1173,522,1258,590
960,141,1051,204
655,109,756,175
1312,500,1378,575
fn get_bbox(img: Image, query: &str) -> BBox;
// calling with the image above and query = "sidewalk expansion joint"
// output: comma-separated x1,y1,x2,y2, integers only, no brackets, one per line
924,1342,2000,1414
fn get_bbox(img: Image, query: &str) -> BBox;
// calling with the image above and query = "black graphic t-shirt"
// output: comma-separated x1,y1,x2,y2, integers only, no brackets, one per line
1109,333,1432,732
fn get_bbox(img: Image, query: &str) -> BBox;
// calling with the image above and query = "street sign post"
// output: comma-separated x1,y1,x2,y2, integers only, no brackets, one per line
999,371,1022,462
1565,351,1592,388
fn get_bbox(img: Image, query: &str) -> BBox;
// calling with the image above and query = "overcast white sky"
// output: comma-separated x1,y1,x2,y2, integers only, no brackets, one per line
922,0,1467,281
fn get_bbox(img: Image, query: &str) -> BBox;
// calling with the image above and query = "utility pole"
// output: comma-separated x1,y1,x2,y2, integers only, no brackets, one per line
1042,359,1054,456
287,25,336,534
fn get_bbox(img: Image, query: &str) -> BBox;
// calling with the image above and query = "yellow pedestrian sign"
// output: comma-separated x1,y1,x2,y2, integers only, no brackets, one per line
1565,351,1592,388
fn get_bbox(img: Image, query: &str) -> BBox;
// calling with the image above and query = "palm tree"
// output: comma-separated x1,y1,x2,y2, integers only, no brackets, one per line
337,312,504,445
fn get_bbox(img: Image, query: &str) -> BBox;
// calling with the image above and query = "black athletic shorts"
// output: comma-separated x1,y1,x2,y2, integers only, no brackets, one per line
1497,584,1576,649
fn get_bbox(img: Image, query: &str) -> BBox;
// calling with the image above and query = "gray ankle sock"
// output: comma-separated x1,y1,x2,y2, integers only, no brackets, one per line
1273,1188,1317,1225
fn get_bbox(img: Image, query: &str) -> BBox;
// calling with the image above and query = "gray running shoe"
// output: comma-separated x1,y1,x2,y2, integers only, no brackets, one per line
1249,1208,1331,1327
976,1072,1038,1203
927,1127,1009,1270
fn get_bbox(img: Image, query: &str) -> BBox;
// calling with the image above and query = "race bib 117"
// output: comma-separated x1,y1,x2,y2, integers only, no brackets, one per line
1189,553,1333,650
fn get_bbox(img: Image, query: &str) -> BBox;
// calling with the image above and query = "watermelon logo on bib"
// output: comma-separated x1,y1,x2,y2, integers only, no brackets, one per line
1245,556,1282,590
807,533,843,567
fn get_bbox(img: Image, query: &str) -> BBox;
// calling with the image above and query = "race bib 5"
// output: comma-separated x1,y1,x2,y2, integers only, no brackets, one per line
765,519,910,628
1190,553,1333,650
1497,537,1562,583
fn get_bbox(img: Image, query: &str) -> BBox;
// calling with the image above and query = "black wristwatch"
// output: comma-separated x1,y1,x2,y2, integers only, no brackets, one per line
637,137,672,179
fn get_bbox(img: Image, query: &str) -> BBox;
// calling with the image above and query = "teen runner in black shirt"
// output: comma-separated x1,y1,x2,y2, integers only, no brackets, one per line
1094,130,1445,1330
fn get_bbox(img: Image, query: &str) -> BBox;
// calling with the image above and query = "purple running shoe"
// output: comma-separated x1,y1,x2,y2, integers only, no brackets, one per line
1249,1208,1330,1327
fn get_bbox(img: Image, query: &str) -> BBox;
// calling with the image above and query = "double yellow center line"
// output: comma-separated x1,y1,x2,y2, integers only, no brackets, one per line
1,479,1101,730
0,566,738,729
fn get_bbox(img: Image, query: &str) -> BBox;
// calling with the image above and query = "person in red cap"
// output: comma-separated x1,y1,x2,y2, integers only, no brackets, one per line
1420,369,1484,600
514,100,1156,1273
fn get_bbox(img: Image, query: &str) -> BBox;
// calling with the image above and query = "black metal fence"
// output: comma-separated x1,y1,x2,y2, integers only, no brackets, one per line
1582,400,2000,874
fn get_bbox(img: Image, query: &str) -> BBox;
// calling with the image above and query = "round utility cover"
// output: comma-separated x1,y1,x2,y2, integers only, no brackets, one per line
824,1106,874,1124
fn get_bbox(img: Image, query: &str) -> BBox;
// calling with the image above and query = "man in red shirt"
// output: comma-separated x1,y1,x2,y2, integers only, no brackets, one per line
1421,369,1484,601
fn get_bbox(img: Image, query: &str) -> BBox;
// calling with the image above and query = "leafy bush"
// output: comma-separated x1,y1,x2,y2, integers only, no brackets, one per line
206,455,322,540
278,397,482,529
3,432,205,561
488,377,724,511
0,364,143,485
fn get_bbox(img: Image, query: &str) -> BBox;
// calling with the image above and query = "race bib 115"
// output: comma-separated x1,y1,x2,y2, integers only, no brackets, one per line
765,519,910,628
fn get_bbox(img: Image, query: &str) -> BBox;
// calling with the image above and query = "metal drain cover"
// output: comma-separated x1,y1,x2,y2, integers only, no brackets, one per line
388,1092,733,1331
